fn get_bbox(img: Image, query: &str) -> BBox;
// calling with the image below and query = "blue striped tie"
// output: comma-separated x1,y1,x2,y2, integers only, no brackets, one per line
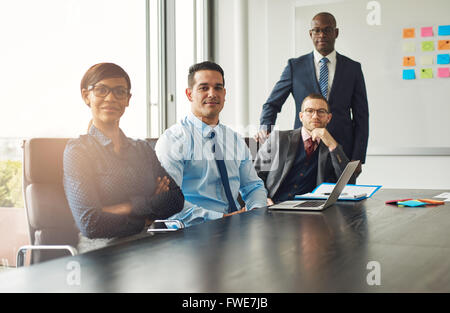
210,131,239,213
319,57,329,99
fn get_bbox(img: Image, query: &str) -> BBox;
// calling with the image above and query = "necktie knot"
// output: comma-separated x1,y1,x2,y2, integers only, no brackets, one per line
320,57,329,64
210,131,216,153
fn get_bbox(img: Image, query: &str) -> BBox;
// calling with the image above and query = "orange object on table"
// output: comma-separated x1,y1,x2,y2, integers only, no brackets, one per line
417,199,445,205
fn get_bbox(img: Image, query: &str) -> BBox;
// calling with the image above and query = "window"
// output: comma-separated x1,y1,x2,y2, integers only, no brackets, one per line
0,0,146,213
148,0,160,138
175,0,196,122
172,0,211,124
0,0,147,140
0,0,209,204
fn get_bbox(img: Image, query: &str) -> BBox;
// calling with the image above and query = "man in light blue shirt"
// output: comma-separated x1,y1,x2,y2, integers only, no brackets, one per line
155,61,267,227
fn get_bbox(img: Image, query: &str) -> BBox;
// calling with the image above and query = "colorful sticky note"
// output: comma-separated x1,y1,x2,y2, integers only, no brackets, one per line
437,54,450,64
422,41,434,51
397,200,426,207
403,69,415,80
421,27,433,37
420,68,433,79
438,40,450,50
421,55,434,65
438,68,450,78
438,25,450,36
403,28,415,38
403,56,415,66
402,42,416,53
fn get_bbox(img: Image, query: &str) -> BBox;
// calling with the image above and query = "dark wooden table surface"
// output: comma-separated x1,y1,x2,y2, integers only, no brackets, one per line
1,188,450,293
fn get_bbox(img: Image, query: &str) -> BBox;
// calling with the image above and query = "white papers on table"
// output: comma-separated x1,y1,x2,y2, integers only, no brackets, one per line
434,192,450,202
296,183,381,200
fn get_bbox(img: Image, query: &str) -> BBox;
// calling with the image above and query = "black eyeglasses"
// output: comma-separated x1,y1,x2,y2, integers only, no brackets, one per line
88,84,130,100
310,27,336,36
303,108,329,117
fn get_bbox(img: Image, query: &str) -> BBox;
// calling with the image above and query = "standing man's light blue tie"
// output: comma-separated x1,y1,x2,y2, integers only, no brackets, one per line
319,57,329,99
210,130,239,213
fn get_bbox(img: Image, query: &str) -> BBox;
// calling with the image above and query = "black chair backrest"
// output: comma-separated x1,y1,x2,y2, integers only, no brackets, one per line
146,138,158,149
23,138,79,263
244,137,260,161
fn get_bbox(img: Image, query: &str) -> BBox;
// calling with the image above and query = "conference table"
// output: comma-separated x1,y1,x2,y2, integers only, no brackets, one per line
1,188,450,294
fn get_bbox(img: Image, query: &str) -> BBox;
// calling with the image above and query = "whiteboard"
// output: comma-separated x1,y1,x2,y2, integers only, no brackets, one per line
295,0,450,155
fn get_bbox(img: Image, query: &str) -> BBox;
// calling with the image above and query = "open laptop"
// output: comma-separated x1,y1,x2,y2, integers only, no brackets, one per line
268,160,360,211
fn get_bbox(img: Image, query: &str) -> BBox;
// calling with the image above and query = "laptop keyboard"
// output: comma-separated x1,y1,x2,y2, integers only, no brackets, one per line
294,200,325,208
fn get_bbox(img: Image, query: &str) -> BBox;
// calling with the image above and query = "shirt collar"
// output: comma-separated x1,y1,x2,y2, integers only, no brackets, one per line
88,124,131,148
187,111,223,139
301,127,321,144
313,49,336,65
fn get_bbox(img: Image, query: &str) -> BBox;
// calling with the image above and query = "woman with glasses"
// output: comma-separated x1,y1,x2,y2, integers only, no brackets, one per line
63,63,184,252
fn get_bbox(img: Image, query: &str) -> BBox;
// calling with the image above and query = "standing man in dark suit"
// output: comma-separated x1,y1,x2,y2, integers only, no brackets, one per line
255,12,368,177
254,93,354,204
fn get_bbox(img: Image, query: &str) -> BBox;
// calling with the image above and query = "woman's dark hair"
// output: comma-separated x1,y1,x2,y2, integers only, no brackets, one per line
80,62,131,94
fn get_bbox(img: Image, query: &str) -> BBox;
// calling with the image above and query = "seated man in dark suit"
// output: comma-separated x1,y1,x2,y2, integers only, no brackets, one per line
254,93,354,204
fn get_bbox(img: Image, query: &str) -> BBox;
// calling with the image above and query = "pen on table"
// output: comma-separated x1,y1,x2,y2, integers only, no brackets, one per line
323,192,347,195
322,192,367,199
385,198,412,205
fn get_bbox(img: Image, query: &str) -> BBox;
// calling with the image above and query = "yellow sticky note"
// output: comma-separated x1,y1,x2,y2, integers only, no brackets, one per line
421,55,434,66
420,68,433,79
403,56,415,66
403,28,415,38
438,40,450,50
402,42,416,53
422,41,435,52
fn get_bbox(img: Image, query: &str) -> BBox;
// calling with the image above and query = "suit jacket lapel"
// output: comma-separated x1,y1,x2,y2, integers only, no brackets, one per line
328,52,344,103
277,128,302,192
266,128,302,198
308,52,321,93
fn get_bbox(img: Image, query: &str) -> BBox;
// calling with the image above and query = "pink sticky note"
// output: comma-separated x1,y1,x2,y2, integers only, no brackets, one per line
438,67,450,78
421,27,433,37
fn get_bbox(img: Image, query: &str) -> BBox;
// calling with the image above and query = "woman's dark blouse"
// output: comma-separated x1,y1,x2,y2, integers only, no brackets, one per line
63,125,184,239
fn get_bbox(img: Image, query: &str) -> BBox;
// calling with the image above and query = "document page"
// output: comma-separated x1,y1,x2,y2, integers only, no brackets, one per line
297,183,381,200
434,192,450,202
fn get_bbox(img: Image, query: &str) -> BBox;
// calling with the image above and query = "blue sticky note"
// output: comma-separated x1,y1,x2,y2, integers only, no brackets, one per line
438,25,450,36
397,200,426,207
437,54,450,64
403,69,415,80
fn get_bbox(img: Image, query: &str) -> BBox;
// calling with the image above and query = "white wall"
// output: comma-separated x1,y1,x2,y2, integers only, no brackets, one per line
214,0,450,190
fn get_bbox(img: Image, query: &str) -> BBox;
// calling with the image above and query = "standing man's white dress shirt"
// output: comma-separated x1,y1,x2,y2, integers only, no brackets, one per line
313,49,336,100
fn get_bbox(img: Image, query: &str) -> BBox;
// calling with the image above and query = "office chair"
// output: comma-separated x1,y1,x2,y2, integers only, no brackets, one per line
18,137,182,267
146,138,158,149
20,138,79,266
244,137,259,161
